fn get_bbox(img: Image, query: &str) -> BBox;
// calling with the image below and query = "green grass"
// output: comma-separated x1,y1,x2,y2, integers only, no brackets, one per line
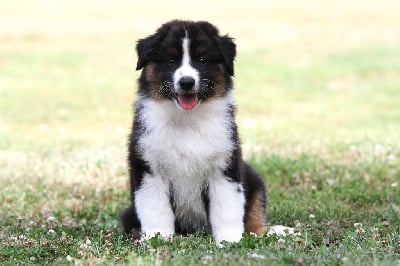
1,1,400,265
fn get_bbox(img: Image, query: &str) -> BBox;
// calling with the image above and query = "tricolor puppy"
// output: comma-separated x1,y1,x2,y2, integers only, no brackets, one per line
121,20,267,245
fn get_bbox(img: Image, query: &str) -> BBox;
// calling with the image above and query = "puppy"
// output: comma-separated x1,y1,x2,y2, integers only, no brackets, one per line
121,20,267,245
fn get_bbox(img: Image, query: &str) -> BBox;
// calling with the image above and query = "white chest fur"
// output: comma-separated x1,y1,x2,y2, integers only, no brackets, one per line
137,95,234,230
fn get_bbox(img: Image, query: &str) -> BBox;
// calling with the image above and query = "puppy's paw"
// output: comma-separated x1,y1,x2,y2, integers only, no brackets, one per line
214,228,243,247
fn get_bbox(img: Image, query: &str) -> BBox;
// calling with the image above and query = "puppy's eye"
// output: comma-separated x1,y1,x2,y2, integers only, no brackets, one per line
198,57,206,64
168,59,176,64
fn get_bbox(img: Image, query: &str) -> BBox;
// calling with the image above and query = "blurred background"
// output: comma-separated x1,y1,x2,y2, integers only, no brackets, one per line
1,0,399,182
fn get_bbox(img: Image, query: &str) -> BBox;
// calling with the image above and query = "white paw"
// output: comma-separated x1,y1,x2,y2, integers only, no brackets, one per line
214,228,243,246
267,225,298,236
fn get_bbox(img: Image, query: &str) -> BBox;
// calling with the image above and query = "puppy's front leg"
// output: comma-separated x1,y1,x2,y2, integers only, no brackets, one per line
134,174,175,239
209,176,245,245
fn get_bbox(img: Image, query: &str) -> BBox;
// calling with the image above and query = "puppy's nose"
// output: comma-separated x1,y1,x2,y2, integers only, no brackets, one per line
179,76,195,91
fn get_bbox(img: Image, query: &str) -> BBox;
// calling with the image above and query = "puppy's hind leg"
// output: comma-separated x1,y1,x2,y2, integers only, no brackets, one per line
243,163,297,237
243,162,267,235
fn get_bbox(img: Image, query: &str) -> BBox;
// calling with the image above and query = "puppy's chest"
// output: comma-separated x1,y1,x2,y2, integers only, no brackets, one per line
139,110,234,178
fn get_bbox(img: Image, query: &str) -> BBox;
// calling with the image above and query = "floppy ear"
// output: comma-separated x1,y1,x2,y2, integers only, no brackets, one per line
136,33,160,70
217,35,236,76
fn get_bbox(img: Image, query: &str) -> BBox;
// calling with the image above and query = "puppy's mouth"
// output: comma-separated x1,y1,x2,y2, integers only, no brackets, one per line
176,94,199,111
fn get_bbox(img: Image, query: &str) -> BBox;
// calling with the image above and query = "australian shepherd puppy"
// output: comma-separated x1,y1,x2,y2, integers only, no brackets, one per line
121,20,268,245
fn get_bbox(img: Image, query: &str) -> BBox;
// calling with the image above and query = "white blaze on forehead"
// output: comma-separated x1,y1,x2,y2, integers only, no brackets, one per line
173,31,199,91
182,35,191,67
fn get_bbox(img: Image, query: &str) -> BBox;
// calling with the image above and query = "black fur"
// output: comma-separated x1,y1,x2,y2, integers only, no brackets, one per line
243,162,267,221
121,20,267,240
136,20,234,101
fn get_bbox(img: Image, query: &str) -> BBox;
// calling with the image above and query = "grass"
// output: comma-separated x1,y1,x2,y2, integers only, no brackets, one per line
1,0,400,265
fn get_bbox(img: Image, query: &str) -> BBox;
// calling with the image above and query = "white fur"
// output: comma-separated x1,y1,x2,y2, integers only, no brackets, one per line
137,93,243,242
209,176,245,245
173,33,200,92
134,173,175,238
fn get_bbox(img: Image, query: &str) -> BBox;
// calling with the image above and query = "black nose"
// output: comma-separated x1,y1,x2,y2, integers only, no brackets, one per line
179,76,195,91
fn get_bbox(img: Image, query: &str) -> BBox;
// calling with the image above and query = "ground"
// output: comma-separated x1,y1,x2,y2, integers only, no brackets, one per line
0,0,399,265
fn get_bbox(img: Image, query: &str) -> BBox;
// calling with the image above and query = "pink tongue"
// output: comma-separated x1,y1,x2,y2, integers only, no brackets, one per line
178,94,198,110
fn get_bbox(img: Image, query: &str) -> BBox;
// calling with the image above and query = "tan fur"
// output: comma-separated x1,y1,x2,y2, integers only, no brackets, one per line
212,64,229,98
144,63,163,100
245,191,267,235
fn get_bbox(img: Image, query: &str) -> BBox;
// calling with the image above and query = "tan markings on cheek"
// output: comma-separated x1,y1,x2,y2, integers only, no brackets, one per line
213,64,228,97
144,63,163,100
245,191,267,235
144,63,156,82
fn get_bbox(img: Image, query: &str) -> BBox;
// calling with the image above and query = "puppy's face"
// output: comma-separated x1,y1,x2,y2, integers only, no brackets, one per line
136,20,236,111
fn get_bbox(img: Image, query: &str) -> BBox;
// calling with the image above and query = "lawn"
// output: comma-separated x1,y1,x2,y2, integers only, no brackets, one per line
1,0,399,265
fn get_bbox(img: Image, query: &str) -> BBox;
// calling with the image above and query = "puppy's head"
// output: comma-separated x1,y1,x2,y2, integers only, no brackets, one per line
136,20,236,111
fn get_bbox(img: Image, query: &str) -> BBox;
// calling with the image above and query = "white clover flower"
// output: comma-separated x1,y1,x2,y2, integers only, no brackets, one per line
349,145,358,153
374,144,383,156
326,178,335,186
28,221,36,226
354,223,365,234
387,154,396,163
46,216,57,222
277,238,286,248
201,255,213,264
354,223,363,229
250,253,265,259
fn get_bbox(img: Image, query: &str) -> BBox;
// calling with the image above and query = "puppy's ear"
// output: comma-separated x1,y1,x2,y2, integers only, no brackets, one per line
217,35,236,76
136,33,160,70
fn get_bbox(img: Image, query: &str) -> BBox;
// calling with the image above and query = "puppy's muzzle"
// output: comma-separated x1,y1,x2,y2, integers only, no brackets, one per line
178,76,196,92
